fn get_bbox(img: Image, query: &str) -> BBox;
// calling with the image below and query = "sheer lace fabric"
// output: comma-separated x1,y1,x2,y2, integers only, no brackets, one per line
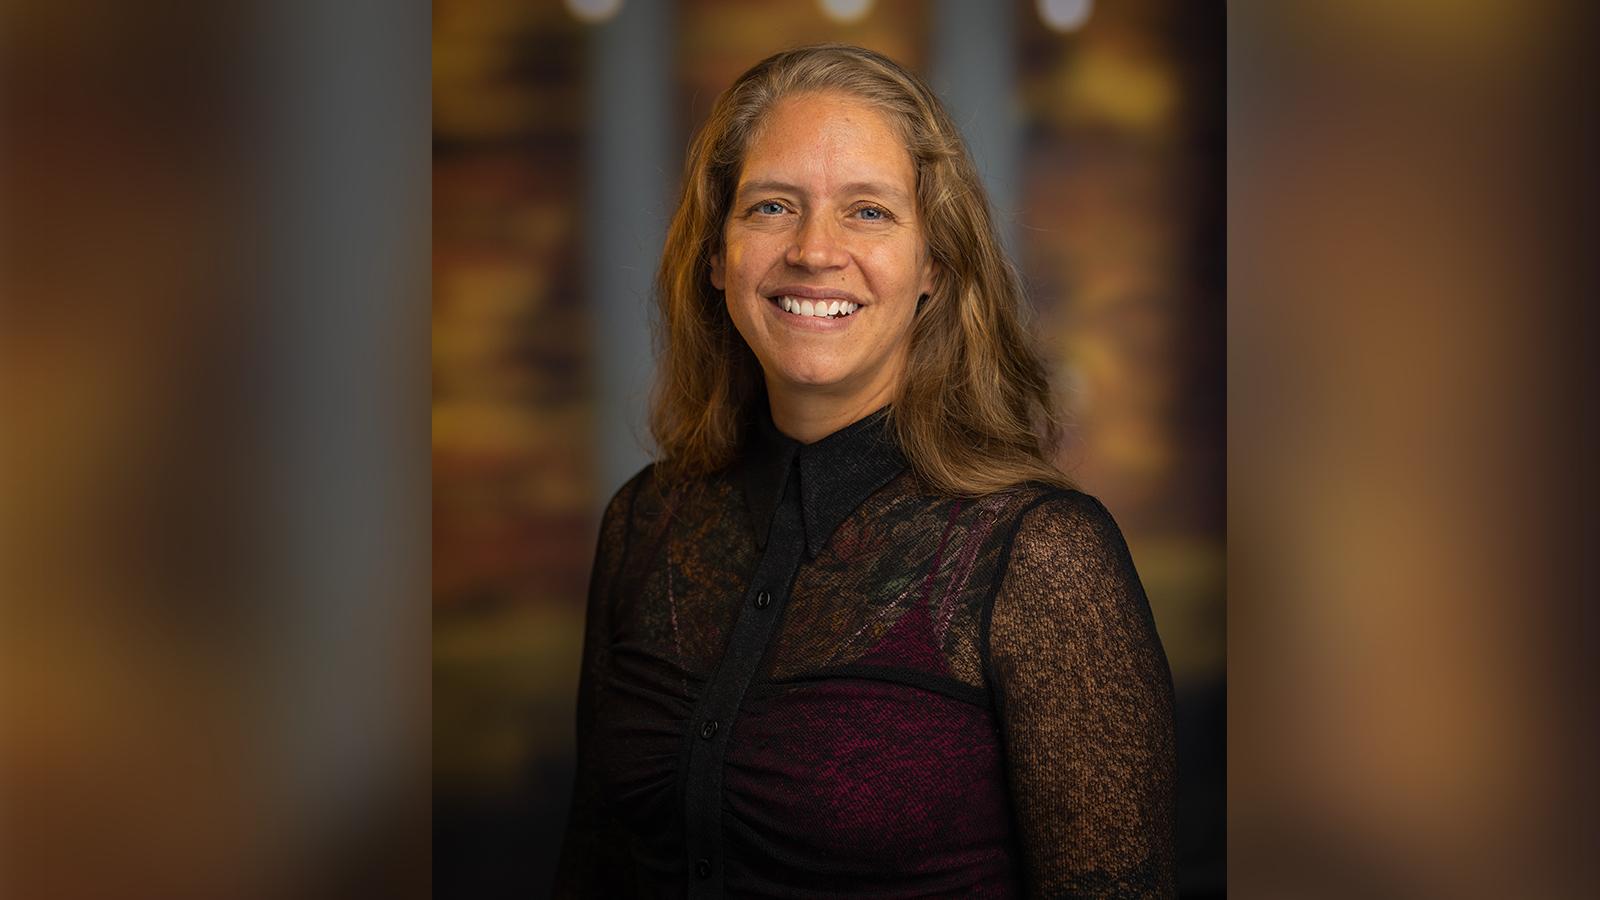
555,409,1176,898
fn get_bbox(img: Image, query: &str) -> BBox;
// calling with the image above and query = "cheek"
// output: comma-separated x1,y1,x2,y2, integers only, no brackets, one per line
724,289,750,328
720,236,768,287
723,283,762,341
862,244,928,295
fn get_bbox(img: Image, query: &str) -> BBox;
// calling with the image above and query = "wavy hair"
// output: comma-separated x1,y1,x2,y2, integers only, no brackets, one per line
649,43,1070,497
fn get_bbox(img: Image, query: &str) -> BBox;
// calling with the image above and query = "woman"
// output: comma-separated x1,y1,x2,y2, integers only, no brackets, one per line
556,44,1176,898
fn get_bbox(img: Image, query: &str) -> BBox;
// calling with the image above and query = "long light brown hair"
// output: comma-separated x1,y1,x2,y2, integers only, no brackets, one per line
649,43,1070,497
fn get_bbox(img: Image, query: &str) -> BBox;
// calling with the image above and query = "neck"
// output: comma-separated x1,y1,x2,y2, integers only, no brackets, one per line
765,376,898,444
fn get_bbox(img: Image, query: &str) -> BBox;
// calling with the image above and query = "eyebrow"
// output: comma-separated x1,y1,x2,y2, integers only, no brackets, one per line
735,179,912,206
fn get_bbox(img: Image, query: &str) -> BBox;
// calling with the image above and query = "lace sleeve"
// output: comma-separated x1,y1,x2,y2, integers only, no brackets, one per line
552,470,645,897
986,491,1178,899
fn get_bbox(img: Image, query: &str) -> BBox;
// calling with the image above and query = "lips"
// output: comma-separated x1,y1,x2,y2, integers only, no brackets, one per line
764,286,863,321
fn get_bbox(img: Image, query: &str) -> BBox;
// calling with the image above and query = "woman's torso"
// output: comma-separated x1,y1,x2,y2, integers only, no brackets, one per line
593,455,1063,898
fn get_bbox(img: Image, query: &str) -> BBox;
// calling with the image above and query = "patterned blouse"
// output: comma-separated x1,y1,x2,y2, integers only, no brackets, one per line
554,401,1177,898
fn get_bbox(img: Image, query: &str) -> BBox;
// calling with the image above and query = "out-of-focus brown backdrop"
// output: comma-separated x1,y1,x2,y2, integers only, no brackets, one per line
433,0,1223,895
4,2,1595,899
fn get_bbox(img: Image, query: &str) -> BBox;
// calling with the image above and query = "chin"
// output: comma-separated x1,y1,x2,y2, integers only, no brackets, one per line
770,357,849,389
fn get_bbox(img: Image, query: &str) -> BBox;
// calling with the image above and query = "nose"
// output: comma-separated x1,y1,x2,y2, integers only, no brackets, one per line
784,213,849,270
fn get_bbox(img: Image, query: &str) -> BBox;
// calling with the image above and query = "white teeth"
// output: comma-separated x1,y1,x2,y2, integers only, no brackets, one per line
775,296,858,318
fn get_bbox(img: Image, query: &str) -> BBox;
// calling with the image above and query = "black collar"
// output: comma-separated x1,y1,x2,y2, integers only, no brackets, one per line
735,396,908,559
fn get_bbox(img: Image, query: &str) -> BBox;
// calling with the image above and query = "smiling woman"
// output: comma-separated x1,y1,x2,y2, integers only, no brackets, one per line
712,90,935,439
555,44,1177,898
650,45,1072,497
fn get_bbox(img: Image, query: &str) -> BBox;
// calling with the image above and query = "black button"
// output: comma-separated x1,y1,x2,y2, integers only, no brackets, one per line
700,719,718,740
754,590,771,609
695,858,712,879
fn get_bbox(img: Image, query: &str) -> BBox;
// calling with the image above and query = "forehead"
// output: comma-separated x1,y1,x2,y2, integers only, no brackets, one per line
737,91,915,196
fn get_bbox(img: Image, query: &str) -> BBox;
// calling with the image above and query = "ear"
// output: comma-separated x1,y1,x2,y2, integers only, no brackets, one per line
918,253,939,300
709,252,726,291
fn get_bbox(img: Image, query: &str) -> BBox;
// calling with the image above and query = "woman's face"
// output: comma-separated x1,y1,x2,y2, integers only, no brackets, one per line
712,91,936,405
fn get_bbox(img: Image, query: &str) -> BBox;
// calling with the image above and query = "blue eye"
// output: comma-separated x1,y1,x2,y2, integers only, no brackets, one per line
856,206,890,221
756,201,786,215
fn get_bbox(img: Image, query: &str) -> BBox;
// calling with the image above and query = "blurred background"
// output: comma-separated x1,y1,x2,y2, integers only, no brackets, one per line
2,1,1594,898
2,1,430,898
433,0,1224,896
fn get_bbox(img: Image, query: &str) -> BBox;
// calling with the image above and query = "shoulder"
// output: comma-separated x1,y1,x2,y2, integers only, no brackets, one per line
987,487,1159,661
1016,487,1122,542
599,460,733,531
597,462,659,530
998,486,1136,585
590,463,664,577
902,480,1126,563
991,484,1120,543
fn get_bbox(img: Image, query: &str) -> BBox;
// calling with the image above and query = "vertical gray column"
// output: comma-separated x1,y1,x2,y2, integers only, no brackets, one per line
930,0,1019,257
588,0,675,504
262,0,429,847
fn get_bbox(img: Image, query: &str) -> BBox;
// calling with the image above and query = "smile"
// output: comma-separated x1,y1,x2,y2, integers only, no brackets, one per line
771,295,859,319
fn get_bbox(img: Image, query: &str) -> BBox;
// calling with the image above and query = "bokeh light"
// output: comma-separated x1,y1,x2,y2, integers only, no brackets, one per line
565,0,624,25
1037,0,1093,33
819,0,874,26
